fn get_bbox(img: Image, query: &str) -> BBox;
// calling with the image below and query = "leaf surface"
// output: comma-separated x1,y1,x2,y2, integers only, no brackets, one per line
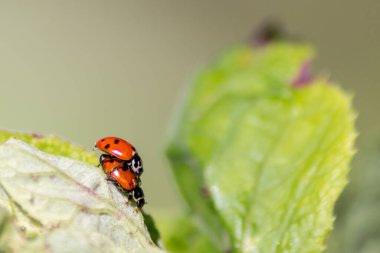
205,83,356,252
167,42,356,252
0,138,164,253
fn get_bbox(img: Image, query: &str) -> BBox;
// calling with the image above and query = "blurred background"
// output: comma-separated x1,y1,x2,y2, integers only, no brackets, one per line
0,0,379,226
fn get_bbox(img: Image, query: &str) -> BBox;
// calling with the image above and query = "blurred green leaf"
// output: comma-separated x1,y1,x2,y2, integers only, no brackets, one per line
206,83,355,252
142,211,162,246
167,43,314,248
167,42,356,252
326,136,380,253
0,137,164,253
156,214,223,253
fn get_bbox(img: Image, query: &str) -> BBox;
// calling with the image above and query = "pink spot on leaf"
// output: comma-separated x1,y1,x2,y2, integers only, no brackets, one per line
292,61,314,88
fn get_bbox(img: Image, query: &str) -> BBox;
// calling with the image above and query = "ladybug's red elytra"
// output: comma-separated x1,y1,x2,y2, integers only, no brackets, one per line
100,154,145,210
95,137,143,176
101,155,139,191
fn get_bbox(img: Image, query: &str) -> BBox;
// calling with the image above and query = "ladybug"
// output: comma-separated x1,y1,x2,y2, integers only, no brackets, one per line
100,154,146,210
100,154,139,191
95,137,143,176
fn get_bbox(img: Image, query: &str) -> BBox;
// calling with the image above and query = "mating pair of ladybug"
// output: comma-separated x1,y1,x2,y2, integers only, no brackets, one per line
95,137,145,210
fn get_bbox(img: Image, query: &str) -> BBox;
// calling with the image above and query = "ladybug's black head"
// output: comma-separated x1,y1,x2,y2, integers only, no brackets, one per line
130,153,143,176
136,198,146,210
133,186,145,210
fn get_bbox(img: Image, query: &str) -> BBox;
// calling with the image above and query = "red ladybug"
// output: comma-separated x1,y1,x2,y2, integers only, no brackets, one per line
95,137,143,176
100,154,146,210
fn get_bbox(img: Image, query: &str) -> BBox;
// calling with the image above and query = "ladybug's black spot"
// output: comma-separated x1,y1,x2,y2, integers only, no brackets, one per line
101,138,105,142
104,144,110,149
121,164,128,171
114,139,120,144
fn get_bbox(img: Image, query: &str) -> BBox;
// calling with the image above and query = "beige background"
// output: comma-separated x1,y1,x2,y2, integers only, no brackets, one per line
0,1,379,214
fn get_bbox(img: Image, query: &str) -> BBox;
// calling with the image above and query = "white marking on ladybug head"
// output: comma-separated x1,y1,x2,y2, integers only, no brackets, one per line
130,155,143,175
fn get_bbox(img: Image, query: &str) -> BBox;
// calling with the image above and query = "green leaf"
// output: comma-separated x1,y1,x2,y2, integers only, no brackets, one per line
326,136,380,253
0,130,98,165
156,213,223,253
167,42,356,252
206,83,355,252
0,138,164,253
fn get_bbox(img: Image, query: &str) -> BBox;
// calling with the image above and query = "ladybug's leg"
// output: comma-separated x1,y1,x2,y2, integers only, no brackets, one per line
122,192,132,207
128,193,134,201
136,177,142,186
105,174,117,183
